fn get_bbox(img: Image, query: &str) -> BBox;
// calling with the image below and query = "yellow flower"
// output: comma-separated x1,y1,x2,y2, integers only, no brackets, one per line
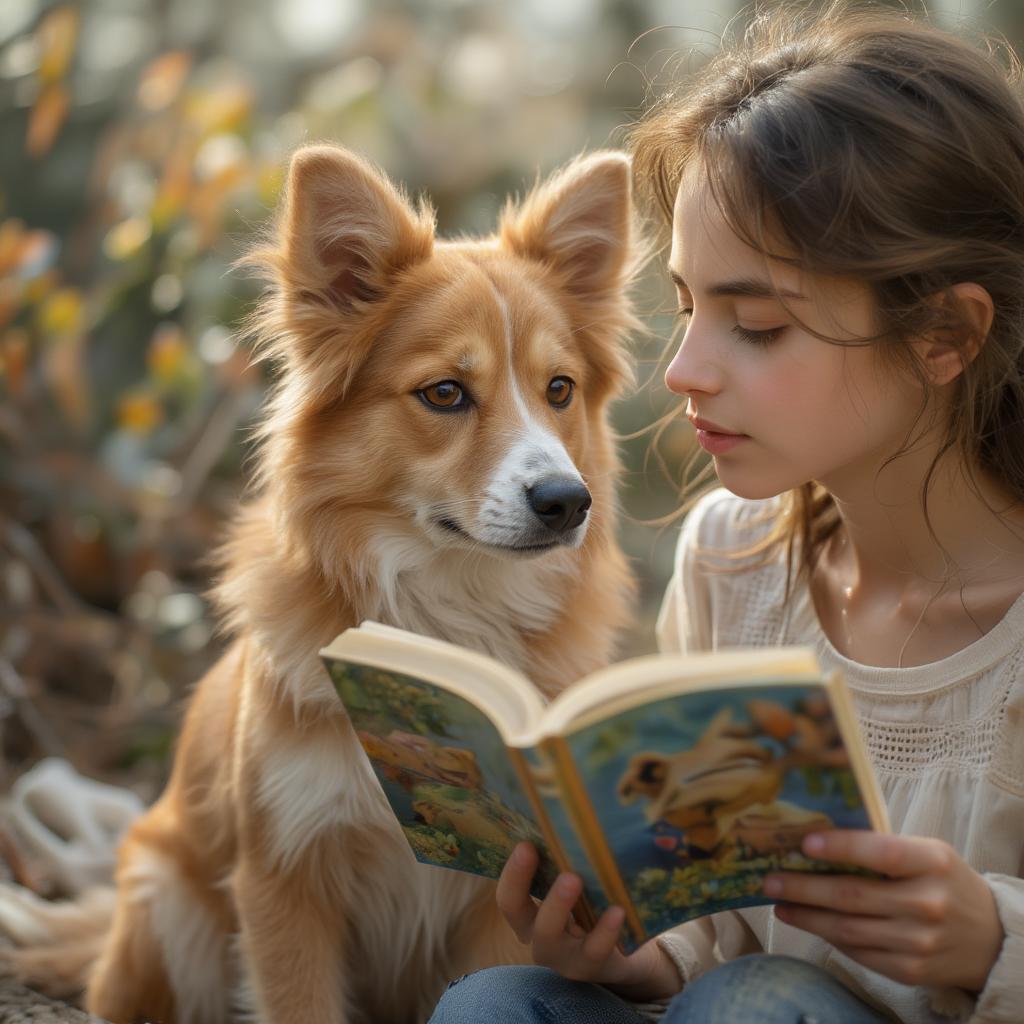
118,391,163,434
183,80,253,138
103,218,152,262
147,324,188,381
37,287,84,337
37,7,79,86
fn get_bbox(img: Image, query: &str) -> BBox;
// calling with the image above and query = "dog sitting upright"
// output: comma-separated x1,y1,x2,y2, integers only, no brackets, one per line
1,145,639,1023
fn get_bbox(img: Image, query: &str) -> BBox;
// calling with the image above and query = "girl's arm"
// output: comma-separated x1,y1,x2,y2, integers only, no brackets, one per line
496,842,683,1001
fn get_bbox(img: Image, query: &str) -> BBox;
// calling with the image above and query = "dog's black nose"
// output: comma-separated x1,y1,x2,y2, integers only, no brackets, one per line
527,477,592,533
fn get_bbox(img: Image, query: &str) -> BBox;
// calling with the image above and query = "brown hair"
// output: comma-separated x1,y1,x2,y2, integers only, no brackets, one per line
630,1,1024,586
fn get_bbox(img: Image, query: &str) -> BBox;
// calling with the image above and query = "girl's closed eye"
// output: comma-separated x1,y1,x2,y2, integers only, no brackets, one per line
674,305,784,345
733,323,785,346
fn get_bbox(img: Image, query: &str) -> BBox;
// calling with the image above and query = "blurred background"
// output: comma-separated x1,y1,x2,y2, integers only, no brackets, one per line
0,0,1016,815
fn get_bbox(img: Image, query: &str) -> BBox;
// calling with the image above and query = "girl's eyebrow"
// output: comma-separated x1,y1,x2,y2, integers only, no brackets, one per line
668,267,807,301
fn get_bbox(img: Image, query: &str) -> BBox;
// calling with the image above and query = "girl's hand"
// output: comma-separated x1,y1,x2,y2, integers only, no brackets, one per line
496,842,682,1001
764,831,1005,992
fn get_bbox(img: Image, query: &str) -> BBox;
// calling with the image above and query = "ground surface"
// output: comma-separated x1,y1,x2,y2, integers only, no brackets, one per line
0,981,105,1023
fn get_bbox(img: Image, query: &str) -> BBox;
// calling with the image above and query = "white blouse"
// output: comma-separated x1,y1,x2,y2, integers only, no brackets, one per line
653,488,1024,1024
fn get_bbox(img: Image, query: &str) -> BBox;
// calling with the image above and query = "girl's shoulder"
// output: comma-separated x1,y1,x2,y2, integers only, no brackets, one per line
661,488,794,654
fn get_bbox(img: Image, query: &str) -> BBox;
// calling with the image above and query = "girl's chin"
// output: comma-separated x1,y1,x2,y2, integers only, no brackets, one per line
714,468,793,502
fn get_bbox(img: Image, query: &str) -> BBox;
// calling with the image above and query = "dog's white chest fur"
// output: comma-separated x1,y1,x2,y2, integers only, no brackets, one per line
256,536,572,852
366,528,576,671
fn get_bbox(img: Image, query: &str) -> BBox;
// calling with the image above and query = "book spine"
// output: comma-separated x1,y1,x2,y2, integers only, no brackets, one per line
506,747,575,876
825,671,892,833
539,736,646,946
506,747,598,931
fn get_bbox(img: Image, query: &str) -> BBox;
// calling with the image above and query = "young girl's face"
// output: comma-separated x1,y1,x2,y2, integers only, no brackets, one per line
665,166,926,501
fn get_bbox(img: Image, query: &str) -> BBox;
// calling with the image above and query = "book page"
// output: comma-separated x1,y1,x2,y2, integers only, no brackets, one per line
539,648,821,741
560,680,879,943
321,625,545,741
325,657,559,895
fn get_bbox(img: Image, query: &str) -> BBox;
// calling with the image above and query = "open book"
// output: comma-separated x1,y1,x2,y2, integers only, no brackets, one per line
320,622,889,950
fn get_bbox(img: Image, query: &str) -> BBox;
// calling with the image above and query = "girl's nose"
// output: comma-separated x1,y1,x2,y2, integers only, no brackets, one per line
664,322,722,398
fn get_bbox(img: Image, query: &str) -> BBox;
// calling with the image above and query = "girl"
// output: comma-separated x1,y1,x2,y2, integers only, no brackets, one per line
429,4,1024,1023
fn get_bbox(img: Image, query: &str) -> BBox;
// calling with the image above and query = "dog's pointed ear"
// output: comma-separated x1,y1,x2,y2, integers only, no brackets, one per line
499,152,634,302
280,145,435,312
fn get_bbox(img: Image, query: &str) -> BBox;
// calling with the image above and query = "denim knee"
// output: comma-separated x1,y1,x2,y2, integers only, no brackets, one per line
664,954,892,1024
428,965,648,1024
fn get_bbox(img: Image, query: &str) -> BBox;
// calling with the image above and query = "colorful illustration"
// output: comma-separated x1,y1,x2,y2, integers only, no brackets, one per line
358,730,484,790
329,661,556,891
616,698,845,860
567,681,870,945
327,658,873,950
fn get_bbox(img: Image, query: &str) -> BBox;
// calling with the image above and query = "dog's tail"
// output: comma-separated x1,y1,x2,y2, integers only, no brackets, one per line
0,883,114,1001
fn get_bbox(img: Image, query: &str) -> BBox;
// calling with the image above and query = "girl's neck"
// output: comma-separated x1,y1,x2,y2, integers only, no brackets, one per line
811,448,1024,667
824,438,1024,585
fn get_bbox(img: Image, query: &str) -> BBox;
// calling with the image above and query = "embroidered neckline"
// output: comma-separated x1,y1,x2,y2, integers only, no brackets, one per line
785,564,1024,696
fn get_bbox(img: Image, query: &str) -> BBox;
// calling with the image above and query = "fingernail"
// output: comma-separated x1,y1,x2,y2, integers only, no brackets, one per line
763,877,783,897
555,874,577,896
606,906,625,928
804,833,825,856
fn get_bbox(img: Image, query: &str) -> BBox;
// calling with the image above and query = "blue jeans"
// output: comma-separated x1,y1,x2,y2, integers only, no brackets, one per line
428,955,894,1023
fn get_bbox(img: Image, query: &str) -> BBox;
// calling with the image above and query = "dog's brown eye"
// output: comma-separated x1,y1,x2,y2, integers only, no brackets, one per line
418,381,467,410
547,376,574,408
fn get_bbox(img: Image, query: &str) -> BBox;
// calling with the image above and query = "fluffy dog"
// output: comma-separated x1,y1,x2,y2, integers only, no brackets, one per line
2,144,638,1023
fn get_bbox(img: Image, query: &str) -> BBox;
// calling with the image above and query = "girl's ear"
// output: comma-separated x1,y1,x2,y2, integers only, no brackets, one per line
499,151,635,303
280,145,434,312
918,282,994,386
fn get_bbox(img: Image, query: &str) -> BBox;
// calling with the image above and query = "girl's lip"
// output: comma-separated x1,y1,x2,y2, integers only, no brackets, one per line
694,427,748,455
689,415,741,434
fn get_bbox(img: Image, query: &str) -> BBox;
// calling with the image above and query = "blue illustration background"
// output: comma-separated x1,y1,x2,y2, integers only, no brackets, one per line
565,682,871,942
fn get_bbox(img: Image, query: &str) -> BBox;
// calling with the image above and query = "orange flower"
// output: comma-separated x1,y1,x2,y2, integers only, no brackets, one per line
26,86,69,158
137,51,193,112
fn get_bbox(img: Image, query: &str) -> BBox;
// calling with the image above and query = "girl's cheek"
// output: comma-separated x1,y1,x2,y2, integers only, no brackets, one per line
740,368,797,407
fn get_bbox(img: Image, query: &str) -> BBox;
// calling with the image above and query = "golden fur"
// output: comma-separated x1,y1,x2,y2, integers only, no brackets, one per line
1,145,638,1023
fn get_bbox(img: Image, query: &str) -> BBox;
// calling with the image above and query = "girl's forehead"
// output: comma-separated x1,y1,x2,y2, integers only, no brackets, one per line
668,164,875,332
669,167,791,289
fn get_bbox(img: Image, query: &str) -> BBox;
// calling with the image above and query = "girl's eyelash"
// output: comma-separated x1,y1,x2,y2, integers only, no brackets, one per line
732,324,783,346
676,309,782,346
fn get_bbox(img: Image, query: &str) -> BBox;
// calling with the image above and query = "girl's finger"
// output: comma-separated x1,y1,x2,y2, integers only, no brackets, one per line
764,871,922,918
531,872,583,953
579,905,626,965
801,831,955,879
496,843,540,942
774,903,942,955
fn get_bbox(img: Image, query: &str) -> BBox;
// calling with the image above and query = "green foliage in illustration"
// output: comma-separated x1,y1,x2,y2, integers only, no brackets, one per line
333,664,453,738
582,718,638,773
402,781,548,882
798,766,863,809
630,843,876,927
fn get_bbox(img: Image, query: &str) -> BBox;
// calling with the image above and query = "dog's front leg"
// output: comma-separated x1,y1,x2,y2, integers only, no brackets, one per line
234,842,349,1024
